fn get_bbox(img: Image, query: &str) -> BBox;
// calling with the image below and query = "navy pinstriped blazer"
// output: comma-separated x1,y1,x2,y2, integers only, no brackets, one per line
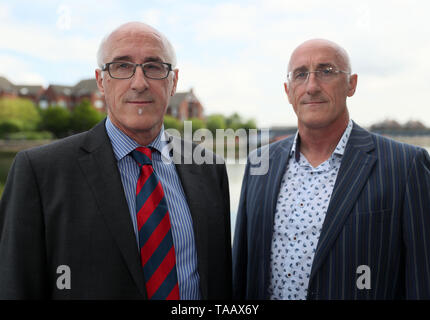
233,122,430,300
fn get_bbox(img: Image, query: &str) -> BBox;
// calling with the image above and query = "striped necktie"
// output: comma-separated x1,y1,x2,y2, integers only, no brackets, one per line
130,146,180,300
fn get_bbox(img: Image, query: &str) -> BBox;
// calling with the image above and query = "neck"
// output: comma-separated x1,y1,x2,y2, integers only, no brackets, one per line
298,115,349,167
108,116,161,146
129,129,160,146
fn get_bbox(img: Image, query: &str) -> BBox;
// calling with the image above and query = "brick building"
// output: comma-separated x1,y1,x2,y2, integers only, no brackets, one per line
72,79,105,110
0,76,105,112
0,76,17,99
166,89,204,120
15,85,44,102
1,76,204,119
38,84,74,109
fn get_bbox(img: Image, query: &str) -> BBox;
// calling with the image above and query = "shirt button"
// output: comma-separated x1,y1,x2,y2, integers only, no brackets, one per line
299,203,304,207
287,273,292,277
293,237,297,240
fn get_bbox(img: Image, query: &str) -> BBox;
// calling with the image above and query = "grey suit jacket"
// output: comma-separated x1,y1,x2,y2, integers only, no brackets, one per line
233,122,430,299
0,119,232,299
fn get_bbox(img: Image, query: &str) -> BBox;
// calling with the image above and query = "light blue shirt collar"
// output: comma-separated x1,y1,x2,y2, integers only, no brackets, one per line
105,116,171,162
290,119,354,161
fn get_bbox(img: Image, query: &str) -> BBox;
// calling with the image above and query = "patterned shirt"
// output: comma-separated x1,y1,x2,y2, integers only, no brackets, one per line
268,119,353,300
105,117,201,300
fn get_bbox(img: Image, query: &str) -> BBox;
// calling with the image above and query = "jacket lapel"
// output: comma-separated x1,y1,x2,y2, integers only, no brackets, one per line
261,137,294,291
309,123,376,282
77,120,147,297
264,137,295,230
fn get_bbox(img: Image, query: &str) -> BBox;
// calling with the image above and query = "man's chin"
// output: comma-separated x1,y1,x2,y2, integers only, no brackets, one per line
299,116,332,130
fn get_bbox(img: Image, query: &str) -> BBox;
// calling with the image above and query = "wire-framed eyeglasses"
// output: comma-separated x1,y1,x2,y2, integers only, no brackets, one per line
287,66,350,85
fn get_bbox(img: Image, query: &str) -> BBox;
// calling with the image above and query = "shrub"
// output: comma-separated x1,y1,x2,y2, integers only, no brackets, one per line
5,131,54,140
70,99,105,133
39,105,71,138
0,97,41,131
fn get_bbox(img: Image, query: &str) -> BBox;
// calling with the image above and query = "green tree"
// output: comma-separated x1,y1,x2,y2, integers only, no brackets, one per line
188,117,206,133
0,119,21,137
242,119,257,130
39,105,71,138
70,99,105,133
225,113,243,130
164,115,183,132
224,113,257,130
0,97,41,131
206,114,226,135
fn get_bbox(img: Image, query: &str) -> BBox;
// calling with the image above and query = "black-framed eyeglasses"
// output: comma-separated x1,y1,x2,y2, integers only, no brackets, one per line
101,61,173,80
287,66,350,85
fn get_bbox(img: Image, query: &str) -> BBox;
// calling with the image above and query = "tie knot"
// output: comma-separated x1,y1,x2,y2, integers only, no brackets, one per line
130,147,153,166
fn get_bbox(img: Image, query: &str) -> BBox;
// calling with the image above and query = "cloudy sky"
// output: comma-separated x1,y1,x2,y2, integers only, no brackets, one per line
1,0,429,128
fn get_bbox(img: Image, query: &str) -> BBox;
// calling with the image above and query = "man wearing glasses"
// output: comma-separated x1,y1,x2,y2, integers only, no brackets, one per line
0,22,232,300
233,39,430,300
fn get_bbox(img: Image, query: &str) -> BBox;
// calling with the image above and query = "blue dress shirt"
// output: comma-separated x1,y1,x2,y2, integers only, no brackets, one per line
105,117,201,300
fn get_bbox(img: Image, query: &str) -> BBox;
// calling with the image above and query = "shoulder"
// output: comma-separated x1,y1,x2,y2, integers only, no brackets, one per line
167,133,226,166
351,122,426,162
18,131,88,165
18,119,107,165
369,130,426,161
248,135,294,160
244,135,294,177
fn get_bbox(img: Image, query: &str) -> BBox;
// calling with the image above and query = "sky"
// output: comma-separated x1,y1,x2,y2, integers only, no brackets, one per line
1,0,429,128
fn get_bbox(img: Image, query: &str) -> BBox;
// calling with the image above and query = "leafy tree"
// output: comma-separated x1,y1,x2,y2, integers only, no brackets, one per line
39,105,71,138
0,97,41,131
188,117,206,133
164,115,183,132
224,113,257,130
242,119,257,130
225,112,243,130
70,99,105,133
206,114,226,135
0,119,21,137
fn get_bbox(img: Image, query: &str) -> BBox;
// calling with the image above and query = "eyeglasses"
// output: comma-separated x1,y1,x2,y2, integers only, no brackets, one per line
101,61,173,80
287,66,350,85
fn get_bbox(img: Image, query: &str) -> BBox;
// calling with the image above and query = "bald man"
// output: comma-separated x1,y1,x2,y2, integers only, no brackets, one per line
232,39,430,300
0,22,232,300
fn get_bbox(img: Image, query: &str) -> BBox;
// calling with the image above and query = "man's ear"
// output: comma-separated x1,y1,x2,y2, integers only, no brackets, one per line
95,69,105,96
347,74,358,97
171,69,179,96
284,82,292,104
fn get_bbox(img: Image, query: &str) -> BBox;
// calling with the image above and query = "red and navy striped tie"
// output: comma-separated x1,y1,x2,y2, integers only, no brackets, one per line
130,147,180,300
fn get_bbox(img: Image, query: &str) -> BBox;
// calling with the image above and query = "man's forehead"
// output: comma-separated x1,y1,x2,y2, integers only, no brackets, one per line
110,28,164,47
289,42,346,70
106,29,166,60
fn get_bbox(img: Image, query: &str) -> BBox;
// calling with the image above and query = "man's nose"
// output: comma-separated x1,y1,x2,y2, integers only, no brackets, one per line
305,72,321,95
130,65,149,91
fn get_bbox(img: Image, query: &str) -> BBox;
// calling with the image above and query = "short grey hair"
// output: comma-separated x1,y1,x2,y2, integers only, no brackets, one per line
96,22,177,69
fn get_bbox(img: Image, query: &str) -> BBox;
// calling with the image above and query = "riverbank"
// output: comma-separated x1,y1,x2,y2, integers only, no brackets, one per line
0,139,55,153
383,135,430,147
